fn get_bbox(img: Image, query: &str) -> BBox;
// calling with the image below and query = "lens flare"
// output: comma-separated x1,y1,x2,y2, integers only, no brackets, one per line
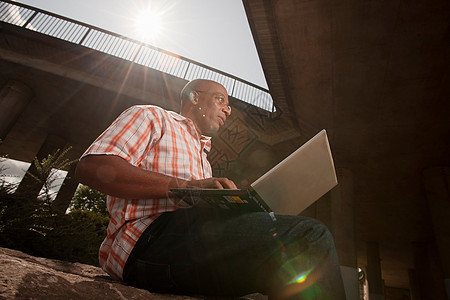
295,273,308,283
288,268,312,285
134,8,163,42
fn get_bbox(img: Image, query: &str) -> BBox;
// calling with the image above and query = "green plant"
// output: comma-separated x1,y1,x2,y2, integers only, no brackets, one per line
0,147,109,266
70,185,108,217
31,209,109,265
0,147,74,248
27,147,76,204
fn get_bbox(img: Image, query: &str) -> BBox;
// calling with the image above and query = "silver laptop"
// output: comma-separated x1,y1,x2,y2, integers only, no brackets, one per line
171,129,338,215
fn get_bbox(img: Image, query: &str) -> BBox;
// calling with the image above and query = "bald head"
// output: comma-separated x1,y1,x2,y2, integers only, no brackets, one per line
179,79,231,135
180,79,224,110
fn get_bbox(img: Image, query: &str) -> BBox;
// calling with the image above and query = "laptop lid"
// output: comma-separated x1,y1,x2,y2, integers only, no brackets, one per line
250,129,337,215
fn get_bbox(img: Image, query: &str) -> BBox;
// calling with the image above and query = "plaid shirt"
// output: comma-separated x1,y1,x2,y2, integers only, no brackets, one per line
81,105,212,280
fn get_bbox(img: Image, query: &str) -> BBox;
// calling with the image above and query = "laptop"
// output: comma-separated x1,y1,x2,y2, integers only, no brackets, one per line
170,129,338,215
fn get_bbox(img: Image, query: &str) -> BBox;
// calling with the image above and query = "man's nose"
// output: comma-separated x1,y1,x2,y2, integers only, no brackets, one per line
223,105,231,116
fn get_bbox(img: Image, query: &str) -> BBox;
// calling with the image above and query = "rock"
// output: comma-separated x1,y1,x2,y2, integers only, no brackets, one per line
0,247,197,299
0,247,266,300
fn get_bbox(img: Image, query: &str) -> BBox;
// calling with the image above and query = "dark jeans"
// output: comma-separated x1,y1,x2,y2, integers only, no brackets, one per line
123,206,346,299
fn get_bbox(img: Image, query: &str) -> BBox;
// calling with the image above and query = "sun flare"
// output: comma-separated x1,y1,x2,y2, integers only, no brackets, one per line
134,8,162,42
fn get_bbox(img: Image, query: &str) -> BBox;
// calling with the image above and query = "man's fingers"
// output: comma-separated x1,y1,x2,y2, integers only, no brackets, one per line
186,177,237,189
212,179,224,189
216,177,237,189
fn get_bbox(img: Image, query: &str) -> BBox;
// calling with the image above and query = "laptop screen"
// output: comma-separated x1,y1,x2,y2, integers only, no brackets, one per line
251,130,337,215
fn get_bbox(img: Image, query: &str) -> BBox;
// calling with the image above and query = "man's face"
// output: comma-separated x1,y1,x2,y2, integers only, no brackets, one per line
192,82,231,135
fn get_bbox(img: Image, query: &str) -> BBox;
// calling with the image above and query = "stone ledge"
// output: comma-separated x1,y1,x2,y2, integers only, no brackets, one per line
1,247,265,299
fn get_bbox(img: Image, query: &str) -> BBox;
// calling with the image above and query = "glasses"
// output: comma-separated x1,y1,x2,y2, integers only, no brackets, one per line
195,90,231,113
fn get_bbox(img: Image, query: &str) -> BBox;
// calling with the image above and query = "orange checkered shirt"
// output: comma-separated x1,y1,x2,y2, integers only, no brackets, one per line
81,105,212,280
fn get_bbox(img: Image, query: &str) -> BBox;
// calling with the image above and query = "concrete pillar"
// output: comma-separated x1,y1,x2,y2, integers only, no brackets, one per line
316,168,358,299
332,168,358,300
14,134,67,200
0,80,33,140
408,269,420,300
52,163,79,215
52,163,79,214
412,241,447,299
422,167,450,299
366,241,384,300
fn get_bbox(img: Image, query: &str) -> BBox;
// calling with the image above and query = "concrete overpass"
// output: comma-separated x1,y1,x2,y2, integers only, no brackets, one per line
1,0,450,299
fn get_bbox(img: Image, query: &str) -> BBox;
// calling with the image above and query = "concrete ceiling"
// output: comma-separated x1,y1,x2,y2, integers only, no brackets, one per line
244,0,450,289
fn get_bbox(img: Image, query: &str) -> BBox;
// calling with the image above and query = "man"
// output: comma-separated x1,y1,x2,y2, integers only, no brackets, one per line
75,79,345,298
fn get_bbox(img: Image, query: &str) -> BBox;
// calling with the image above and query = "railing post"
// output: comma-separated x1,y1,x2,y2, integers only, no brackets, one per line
183,62,191,80
231,79,236,97
22,10,37,28
78,28,91,45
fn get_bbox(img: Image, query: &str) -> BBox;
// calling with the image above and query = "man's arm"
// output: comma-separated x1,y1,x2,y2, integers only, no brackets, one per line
75,155,237,199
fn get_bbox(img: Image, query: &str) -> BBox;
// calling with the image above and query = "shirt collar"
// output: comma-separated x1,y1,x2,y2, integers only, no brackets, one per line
201,136,212,152
168,110,187,122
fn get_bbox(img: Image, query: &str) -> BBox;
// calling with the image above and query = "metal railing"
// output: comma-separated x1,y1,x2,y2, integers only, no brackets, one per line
0,0,275,112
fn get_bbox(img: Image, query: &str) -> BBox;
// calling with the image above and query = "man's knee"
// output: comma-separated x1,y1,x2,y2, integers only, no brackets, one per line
279,215,336,252
304,217,333,242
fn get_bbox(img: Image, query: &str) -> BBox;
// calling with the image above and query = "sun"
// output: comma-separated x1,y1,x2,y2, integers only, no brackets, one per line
134,8,163,42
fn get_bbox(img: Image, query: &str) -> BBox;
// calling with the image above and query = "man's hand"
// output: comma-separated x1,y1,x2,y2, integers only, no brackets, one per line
185,177,237,189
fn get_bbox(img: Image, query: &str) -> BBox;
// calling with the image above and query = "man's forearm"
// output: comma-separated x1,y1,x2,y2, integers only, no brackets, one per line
75,155,238,200
75,155,187,199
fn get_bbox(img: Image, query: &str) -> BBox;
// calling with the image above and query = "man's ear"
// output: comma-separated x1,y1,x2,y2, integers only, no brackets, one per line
189,91,198,104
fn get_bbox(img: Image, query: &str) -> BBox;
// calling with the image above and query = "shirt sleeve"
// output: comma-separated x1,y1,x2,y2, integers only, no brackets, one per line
82,105,162,166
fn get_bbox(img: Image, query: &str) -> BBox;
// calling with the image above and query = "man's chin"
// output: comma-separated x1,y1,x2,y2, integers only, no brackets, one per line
204,125,221,136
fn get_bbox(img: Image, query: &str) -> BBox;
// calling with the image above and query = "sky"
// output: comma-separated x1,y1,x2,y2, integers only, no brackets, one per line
13,0,268,88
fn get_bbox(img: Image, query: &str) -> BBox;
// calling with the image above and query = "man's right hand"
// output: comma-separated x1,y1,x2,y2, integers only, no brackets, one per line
185,177,237,189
